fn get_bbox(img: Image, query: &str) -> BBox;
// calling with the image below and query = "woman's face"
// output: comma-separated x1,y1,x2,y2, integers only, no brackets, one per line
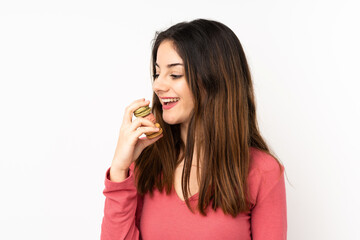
152,40,194,127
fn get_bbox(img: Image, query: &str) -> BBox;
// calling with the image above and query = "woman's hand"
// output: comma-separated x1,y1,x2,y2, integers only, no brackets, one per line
110,98,162,182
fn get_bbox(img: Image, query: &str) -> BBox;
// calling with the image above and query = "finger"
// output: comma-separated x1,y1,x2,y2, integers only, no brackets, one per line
130,117,156,131
133,126,160,138
123,98,150,124
138,133,163,149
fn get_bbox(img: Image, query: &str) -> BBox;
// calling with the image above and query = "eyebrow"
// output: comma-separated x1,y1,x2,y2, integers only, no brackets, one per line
155,63,183,68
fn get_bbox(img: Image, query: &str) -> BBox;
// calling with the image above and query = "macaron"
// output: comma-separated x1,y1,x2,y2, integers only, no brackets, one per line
145,123,163,139
134,106,151,117
134,105,163,139
144,113,156,123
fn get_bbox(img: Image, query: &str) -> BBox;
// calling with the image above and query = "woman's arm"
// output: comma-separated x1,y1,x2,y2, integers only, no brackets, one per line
101,165,143,240
250,165,287,240
101,98,161,239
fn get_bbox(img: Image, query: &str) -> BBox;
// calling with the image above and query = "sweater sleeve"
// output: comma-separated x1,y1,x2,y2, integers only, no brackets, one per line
100,165,143,240
250,165,287,240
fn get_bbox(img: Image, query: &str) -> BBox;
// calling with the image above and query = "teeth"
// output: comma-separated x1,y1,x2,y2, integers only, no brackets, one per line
162,98,180,103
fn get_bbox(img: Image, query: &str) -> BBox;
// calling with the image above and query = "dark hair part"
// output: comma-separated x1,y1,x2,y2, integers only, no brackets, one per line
135,19,283,217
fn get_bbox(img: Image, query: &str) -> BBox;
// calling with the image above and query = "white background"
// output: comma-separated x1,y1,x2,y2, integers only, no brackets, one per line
1,0,359,239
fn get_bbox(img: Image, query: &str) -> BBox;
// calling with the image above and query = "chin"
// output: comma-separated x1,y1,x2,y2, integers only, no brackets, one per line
162,117,178,125
162,114,181,125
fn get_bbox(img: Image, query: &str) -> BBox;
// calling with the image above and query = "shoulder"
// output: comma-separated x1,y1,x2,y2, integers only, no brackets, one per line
248,147,285,205
249,147,284,174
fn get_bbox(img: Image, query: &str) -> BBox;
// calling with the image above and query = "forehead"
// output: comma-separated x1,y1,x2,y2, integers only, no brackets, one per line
156,40,183,67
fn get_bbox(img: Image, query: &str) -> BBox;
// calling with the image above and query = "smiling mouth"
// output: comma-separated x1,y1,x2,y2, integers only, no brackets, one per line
161,98,180,105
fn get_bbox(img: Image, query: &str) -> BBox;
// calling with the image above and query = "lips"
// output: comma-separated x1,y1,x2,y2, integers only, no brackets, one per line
158,97,180,110
162,100,179,110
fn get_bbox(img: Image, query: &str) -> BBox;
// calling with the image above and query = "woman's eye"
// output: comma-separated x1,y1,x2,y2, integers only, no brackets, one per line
153,74,159,79
170,74,183,79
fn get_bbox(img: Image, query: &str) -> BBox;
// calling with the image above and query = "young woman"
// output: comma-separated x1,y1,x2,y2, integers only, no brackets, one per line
101,19,287,240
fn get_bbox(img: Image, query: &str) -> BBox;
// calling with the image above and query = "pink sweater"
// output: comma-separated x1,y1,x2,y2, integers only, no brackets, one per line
101,148,287,240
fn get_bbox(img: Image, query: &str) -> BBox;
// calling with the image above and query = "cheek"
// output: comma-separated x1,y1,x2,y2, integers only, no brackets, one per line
183,90,194,110
178,82,193,102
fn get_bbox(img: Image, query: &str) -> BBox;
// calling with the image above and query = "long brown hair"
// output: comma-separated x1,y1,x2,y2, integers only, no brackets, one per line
135,19,283,217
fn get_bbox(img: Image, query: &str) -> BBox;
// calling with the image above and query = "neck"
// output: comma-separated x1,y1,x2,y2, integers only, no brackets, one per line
179,121,203,169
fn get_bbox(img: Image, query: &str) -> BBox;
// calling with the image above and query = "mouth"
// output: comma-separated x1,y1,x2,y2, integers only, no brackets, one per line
160,97,180,110
160,97,180,105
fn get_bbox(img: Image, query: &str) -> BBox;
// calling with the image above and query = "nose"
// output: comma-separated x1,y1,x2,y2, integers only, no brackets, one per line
152,74,169,94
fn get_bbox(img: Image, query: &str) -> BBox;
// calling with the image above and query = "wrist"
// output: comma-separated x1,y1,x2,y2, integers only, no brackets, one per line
109,166,129,182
